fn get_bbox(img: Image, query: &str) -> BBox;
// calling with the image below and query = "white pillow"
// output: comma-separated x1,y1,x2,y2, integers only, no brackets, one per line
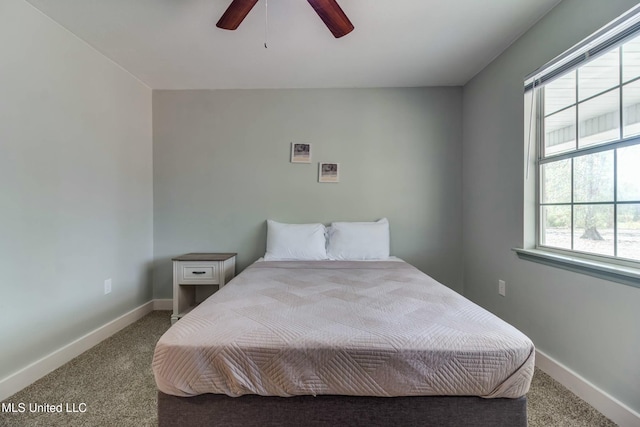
264,220,328,261
327,218,390,260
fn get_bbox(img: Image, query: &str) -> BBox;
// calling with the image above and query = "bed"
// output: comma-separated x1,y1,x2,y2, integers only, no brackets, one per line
153,259,535,427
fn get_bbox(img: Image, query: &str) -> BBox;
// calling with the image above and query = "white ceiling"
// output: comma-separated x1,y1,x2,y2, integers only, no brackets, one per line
25,0,562,89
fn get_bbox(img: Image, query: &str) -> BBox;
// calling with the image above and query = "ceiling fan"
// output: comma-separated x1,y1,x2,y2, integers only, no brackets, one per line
216,0,354,38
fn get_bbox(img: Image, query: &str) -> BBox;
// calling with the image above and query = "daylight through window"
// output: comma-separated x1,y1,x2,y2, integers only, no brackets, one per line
530,17,640,265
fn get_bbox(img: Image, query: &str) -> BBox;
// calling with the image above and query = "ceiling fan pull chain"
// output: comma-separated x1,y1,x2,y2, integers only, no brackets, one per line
264,0,268,48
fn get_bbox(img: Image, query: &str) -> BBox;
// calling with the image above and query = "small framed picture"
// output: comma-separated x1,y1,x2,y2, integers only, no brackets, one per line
318,162,339,183
291,143,311,163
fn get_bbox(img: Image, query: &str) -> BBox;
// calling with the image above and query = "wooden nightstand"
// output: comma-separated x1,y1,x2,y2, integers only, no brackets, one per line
171,253,236,324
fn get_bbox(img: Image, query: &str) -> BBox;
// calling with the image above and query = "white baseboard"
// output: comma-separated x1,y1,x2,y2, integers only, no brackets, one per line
153,299,173,311
0,301,154,402
536,349,640,427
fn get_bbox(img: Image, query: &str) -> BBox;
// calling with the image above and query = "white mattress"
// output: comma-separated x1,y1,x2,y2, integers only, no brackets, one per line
153,260,535,398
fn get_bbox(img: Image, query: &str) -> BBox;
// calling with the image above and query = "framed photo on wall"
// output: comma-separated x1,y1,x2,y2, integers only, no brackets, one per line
291,143,311,163
318,162,339,183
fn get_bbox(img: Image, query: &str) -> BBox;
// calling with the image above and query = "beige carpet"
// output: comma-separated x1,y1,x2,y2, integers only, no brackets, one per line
0,311,616,427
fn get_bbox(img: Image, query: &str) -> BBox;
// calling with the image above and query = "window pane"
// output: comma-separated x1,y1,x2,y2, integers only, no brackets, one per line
574,151,614,202
578,49,619,101
541,159,571,203
544,107,576,156
622,33,640,83
545,72,576,115
617,204,640,261
573,205,614,256
578,90,620,148
541,205,571,249
623,79,640,138
617,145,640,201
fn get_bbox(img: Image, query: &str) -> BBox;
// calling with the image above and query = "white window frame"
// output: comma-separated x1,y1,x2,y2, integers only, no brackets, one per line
516,5,640,288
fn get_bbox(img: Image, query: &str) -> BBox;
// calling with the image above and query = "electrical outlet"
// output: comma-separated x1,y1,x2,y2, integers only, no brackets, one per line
104,279,112,295
498,280,506,297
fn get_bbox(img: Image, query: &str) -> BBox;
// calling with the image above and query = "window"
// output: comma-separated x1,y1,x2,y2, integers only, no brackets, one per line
524,6,640,276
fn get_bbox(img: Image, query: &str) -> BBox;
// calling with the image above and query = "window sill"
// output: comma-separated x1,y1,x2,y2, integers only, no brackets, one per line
513,248,640,288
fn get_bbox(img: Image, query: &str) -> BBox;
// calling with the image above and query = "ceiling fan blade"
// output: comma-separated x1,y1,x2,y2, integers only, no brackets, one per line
216,0,259,30
307,0,354,38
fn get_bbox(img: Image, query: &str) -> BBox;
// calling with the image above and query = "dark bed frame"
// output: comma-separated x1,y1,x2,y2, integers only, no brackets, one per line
158,391,527,427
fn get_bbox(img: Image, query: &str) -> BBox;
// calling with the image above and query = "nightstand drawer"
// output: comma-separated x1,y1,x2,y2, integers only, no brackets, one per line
178,263,219,284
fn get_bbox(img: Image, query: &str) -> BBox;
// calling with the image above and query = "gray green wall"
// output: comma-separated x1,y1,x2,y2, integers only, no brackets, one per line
153,88,463,298
0,0,153,382
462,0,640,414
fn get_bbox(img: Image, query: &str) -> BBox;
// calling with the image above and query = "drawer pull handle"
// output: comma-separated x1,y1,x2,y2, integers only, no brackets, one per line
192,271,207,275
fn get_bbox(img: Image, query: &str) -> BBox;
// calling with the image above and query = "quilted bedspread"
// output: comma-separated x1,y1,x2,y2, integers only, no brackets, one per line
153,261,535,398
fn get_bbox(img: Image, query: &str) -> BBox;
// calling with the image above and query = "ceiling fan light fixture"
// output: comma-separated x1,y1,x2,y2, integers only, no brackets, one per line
215,0,354,38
